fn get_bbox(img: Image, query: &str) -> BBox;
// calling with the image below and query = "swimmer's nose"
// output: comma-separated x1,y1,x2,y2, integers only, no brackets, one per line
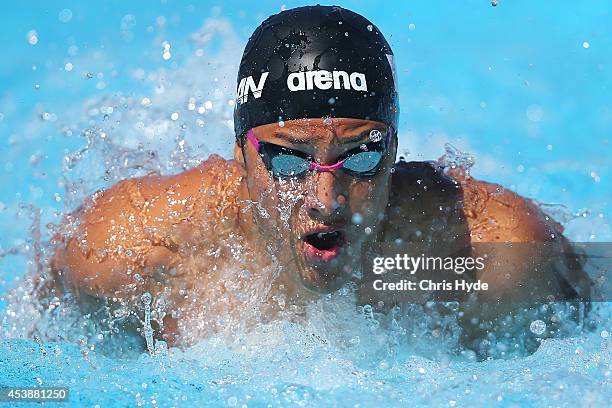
305,172,346,222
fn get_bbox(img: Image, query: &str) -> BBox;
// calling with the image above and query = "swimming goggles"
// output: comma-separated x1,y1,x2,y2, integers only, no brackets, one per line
245,127,392,179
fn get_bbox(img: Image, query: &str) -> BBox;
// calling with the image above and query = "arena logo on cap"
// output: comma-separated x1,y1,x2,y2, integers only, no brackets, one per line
236,69,368,105
237,72,269,104
287,70,368,92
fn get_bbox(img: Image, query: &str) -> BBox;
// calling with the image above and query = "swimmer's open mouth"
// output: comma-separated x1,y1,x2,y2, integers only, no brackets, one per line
302,230,345,262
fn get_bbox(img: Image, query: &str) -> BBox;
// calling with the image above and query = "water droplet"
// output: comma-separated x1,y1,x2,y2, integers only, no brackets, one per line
409,23,416,31
29,152,42,165
58,9,73,23
364,227,372,235
437,143,475,176
351,213,363,224
155,340,168,357
64,62,73,72
526,104,544,122
170,112,179,121
582,41,590,49
141,292,152,305
26,30,38,45
529,319,546,335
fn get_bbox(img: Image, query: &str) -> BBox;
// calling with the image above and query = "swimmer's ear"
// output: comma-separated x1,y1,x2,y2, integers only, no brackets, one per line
234,142,246,169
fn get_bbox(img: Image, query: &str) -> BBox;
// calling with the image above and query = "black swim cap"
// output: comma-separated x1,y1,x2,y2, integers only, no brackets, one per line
234,5,398,138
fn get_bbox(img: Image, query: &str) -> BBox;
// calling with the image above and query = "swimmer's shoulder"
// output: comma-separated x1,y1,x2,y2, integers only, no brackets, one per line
133,154,242,201
387,161,589,303
386,160,560,243
453,172,592,303
52,155,244,297
452,171,560,243
71,153,243,245
127,154,245,234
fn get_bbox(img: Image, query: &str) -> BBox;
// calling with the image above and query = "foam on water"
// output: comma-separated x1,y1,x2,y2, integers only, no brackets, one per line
0,16,611,407
1,305,610,406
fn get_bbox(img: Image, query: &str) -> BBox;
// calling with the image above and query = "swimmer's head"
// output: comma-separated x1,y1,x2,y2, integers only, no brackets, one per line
234,5,398,138
234,6,398,292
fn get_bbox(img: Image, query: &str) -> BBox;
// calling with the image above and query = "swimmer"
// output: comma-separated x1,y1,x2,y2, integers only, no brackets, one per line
48,6,590,346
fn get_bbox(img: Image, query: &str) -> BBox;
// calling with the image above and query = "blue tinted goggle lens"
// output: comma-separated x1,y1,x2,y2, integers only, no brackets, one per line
270,154,310,178
342,151,383,174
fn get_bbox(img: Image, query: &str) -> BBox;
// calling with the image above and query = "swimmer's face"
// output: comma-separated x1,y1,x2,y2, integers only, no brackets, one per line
236,118,397,292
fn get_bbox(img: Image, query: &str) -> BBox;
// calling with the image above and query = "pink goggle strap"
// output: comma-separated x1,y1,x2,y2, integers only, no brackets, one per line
246,129,260,152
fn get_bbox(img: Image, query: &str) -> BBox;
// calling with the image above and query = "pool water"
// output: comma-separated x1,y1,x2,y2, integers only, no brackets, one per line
1,2,611,407
1,280,611,407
